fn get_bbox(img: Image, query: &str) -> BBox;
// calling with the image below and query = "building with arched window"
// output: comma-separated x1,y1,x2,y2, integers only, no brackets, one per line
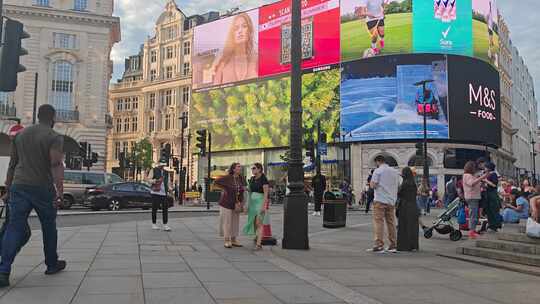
0,0,120,170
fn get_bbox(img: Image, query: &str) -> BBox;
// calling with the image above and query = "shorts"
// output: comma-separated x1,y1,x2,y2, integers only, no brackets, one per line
367,18,385,31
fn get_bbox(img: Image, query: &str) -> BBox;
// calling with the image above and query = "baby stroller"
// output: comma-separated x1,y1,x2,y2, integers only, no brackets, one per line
423,197,463,241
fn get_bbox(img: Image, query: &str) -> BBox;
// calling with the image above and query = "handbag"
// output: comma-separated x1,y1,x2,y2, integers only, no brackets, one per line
526,217,540,238
456,205,467,225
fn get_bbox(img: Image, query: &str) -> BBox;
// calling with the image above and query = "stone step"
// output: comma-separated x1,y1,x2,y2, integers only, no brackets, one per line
519,224,526,233
438,252,540,277
497,232,540,245
476,239,539,255
459,246,540,267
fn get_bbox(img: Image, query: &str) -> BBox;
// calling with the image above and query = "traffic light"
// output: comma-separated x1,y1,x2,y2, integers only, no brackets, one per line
415,142,423,158
79,142,88,159
0,19,30,92
305,139,315,163
196,129,207,156
160,143,171,164
91,152,99,164
119,152,126,169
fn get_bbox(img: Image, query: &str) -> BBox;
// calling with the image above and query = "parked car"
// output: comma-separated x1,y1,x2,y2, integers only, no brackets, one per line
83,182,174,211
63,170,124,209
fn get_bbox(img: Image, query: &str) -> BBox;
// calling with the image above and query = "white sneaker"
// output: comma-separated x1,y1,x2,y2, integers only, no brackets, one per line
163,225,171,231
152,224,160,230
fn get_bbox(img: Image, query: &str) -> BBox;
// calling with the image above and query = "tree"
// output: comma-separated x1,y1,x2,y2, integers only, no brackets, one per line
127,138,153,180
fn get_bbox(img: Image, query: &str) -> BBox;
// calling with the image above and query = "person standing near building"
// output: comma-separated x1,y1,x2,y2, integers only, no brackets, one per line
445,176,458,207
215,163,245,249
311,172,326,216
368,155,399,253
483,162,502,231
0,105,66,287
148,161,171,231
418,178,430,216
463,161,489,239
397,167,419,252
365,169,375,213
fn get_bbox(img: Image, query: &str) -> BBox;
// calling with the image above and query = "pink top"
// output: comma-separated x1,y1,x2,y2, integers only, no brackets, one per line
463,173,482,200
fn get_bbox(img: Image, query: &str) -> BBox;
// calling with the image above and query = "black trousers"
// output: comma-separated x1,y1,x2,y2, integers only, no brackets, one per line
151,194,168,224
314,194,323,212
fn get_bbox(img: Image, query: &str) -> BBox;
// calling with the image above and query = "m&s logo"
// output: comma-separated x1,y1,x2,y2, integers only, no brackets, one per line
468,83,497,121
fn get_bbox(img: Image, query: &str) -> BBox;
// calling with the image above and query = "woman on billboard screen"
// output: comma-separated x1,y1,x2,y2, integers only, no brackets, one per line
213,13,258,85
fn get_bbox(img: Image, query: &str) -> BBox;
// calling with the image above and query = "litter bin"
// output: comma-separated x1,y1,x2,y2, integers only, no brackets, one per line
323,191,347,228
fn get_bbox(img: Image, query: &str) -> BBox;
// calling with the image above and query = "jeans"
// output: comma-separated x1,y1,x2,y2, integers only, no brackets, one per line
467,199,480,232
417,196,429,214
151,194,168,224
372,202,397,249
314,194,323,212
0,185,58,274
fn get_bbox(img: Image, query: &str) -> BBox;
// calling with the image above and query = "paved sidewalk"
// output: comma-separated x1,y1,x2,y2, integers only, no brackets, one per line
0,208,539,304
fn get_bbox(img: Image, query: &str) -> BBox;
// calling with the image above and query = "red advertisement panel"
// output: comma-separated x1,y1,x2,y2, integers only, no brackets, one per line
259,0,340,77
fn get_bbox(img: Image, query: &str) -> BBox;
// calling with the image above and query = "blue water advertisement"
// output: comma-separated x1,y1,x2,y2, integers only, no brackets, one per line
340,54,449,142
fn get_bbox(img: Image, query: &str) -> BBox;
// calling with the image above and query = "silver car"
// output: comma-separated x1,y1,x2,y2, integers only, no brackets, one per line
62,170,123,209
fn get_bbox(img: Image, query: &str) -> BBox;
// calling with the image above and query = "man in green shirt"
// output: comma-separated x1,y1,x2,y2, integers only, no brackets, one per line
0,105,66,287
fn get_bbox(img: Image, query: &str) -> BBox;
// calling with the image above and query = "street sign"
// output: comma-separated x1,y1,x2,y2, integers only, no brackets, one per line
318,143,328,156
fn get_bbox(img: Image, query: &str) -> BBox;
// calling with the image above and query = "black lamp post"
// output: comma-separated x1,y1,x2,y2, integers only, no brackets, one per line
179,112,188,205
414,80,434,186
531,137,537,185
282,0,309,250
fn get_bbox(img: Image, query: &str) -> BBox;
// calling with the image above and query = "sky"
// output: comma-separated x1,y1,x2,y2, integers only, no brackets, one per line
111,0,539,100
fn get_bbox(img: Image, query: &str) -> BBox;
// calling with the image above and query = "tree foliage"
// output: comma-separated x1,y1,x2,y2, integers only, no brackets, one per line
128,138,154,171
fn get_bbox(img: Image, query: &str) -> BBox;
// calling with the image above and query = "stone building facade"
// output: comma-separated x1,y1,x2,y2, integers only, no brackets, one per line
0,0,120,170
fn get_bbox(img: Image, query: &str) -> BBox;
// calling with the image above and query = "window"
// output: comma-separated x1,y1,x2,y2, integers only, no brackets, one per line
149,93,156,109
53,33,76,49
149,116,155,132
116,99,123,111
183,41,191,56
182,62,190,76
125,98,131,110
182,87,190,104
135,184,151,193
166,66,173,79
132,97,139,109
163,26,177,40
114,142,121,160
64,172,83,184
164,114,171,130
115,118,122,133
164,90,173,106
73,0,87,11
150,69,157,81
150,50,157,63
132,116,138,132
166,46,174,59
50,61,74,110
124,118,130,132
106,173,124,184
130,57,140,71
113,183,135,192
122,141,129,154
83,173,105,185
34,0,49,6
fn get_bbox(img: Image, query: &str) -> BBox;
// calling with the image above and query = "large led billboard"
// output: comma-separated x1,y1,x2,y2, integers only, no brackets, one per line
192,10,259,91
258,0,340,77
341,54,450,141
340,0,413,62
447,55,501,146
191,69,340,151
472,0,499,66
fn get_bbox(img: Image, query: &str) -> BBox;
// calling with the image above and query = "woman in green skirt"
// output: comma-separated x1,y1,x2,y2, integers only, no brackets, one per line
243,163,270,250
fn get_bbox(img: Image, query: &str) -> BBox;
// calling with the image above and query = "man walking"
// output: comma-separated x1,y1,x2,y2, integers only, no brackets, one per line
311,172,326,216
369,155,399,253
0,105,66,287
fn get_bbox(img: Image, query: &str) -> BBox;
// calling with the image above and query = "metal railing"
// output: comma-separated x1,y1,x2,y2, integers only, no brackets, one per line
0,103,16,118
55,109,80,122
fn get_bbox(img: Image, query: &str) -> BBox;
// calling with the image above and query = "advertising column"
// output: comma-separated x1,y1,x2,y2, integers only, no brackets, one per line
413,0,473,56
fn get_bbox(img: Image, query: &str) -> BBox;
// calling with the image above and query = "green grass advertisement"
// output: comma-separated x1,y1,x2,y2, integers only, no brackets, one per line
191,69,340,152
340,0,413,62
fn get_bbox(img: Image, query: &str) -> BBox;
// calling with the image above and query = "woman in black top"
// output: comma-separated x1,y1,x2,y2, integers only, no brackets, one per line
243,163,269,250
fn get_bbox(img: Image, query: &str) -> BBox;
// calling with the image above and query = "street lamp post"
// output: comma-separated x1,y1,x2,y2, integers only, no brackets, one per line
179,112,188,205
531,138,537,185
282,0,309,250
414,80,433,186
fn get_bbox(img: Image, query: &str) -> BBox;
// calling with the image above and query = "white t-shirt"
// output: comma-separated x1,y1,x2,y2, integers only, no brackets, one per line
149,168,167,196
372,164,399,205
362,0,385,22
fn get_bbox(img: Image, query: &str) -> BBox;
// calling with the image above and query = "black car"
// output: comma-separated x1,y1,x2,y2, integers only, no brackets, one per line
83,182,174,211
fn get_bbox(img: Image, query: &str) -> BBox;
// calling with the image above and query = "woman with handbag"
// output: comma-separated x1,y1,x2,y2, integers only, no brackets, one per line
148,161,171,231
215,163,246,248
243,163,269,250
397,167,419,252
